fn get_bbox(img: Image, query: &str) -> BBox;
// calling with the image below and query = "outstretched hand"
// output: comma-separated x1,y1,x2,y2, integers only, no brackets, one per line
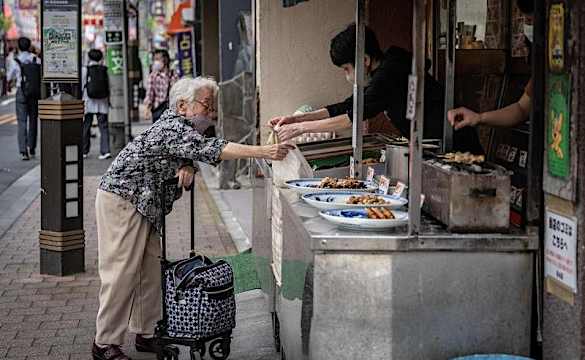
447,107,481,130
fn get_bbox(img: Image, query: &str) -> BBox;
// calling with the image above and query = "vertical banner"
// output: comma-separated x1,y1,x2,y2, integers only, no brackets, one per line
176,31,194,78
106,46,124,76
547,73,571,179
548,3,565,73
42,0,80,81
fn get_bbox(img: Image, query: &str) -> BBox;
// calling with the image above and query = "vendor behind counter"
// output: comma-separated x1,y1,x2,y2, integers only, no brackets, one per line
272,23,484,155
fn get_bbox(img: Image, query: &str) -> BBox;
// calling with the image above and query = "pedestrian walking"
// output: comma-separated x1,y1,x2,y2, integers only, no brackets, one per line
92,77,294,360
143,49,178,123
7,37,41,161
82,49,112,160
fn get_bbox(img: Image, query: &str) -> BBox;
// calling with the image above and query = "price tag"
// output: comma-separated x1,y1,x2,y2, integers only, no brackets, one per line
349,156,355,178
379,150,386,163
392,181,406,197
379,176,390,195
366,167,375,182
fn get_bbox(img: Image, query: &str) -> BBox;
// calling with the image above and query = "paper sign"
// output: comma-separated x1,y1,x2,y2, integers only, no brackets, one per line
544,210,577,293
406,75,417,120
420,194,426,208
379,176,390,195
392,181,406,197
42,0,80,81
366,167,375,182
349,156,355,178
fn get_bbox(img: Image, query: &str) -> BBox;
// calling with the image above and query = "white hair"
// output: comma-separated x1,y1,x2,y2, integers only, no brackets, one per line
168,76,218,111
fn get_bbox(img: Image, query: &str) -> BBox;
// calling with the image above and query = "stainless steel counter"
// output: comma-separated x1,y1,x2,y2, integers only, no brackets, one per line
251,159,538,360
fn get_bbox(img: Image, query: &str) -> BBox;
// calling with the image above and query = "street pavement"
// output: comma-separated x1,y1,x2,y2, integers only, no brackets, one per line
0,116,278,359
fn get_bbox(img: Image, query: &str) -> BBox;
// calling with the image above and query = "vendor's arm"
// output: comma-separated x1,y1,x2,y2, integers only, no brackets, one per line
448,84,532,129
269,108,331,128
275,114,351,141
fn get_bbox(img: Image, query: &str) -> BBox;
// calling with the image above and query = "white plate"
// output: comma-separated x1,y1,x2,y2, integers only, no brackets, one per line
319,208,409,230
302,191,408,210
285,178,378,194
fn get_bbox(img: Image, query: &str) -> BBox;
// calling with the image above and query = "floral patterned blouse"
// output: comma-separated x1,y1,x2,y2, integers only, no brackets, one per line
99,109,227,233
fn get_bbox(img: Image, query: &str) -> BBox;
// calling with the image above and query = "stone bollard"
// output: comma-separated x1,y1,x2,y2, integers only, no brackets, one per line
38,94,85,276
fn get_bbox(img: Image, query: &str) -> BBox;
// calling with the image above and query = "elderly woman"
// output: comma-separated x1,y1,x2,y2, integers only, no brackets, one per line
92,77,293,360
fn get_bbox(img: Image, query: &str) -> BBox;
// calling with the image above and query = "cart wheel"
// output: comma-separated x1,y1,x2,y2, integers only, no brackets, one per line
190,348,203,360
208,338,231,360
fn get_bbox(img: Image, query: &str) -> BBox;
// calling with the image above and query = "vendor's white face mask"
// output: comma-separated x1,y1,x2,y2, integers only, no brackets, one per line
345,66,371,85
524,24,534,43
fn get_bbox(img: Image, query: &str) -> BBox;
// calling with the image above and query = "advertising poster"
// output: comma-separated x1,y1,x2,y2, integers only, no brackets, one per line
547,73,571,179
42,0,79,81
548,3,565,73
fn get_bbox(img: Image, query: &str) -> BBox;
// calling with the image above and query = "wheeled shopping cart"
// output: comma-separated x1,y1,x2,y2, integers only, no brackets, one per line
154,178,236,360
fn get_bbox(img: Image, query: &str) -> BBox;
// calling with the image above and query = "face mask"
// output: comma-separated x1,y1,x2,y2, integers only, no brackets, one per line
191,114,215,134
152,61,163,72
345,72,355,84
523,24,534,43
345,68,371,85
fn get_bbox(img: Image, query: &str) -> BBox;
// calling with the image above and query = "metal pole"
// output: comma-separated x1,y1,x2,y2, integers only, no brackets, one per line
351,0,366,179
442,0,455,152
123,0,131,142
408,0,426,236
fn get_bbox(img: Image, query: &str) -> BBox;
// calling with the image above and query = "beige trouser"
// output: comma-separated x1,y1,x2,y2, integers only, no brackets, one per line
95,190,162,345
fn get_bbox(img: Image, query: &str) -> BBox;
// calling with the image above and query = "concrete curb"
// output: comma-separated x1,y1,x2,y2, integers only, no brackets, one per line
198,163,252,253
0,165,41,239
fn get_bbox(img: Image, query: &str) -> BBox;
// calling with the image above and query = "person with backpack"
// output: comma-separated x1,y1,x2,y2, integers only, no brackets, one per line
7,37,41,161
143,49,178,123
82,49,111,160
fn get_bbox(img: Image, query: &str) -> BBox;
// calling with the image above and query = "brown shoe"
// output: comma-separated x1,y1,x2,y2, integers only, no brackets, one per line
135,334,161,354
92,342,132,360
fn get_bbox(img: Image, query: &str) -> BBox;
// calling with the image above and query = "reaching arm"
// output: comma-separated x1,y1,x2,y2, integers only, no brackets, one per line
275,114,352,142
269,108,330,128
448,92,532,130
219,143,295,160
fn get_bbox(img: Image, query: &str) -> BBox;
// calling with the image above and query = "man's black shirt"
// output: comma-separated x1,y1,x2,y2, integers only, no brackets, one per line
325,46,484,154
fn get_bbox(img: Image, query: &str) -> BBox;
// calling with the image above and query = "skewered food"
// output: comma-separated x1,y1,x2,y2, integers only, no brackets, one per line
362,158,379,165
366,207,395,219
346,194,388,205
441,152,485,164
317,177,366,189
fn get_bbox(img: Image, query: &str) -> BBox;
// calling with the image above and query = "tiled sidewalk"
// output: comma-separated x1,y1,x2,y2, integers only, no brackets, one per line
0,175,238,359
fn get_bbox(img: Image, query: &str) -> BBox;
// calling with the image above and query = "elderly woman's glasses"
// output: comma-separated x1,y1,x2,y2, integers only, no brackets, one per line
195,100,215,113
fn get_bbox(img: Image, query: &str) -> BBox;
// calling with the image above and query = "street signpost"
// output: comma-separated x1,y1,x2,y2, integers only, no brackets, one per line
39,0,84,275
104,0,129,151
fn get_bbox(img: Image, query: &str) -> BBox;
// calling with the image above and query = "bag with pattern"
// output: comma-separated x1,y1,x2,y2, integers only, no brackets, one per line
163,255,236,339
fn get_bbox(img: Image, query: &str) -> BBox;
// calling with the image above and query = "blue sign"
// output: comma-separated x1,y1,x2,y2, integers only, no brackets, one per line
176,31,194,78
